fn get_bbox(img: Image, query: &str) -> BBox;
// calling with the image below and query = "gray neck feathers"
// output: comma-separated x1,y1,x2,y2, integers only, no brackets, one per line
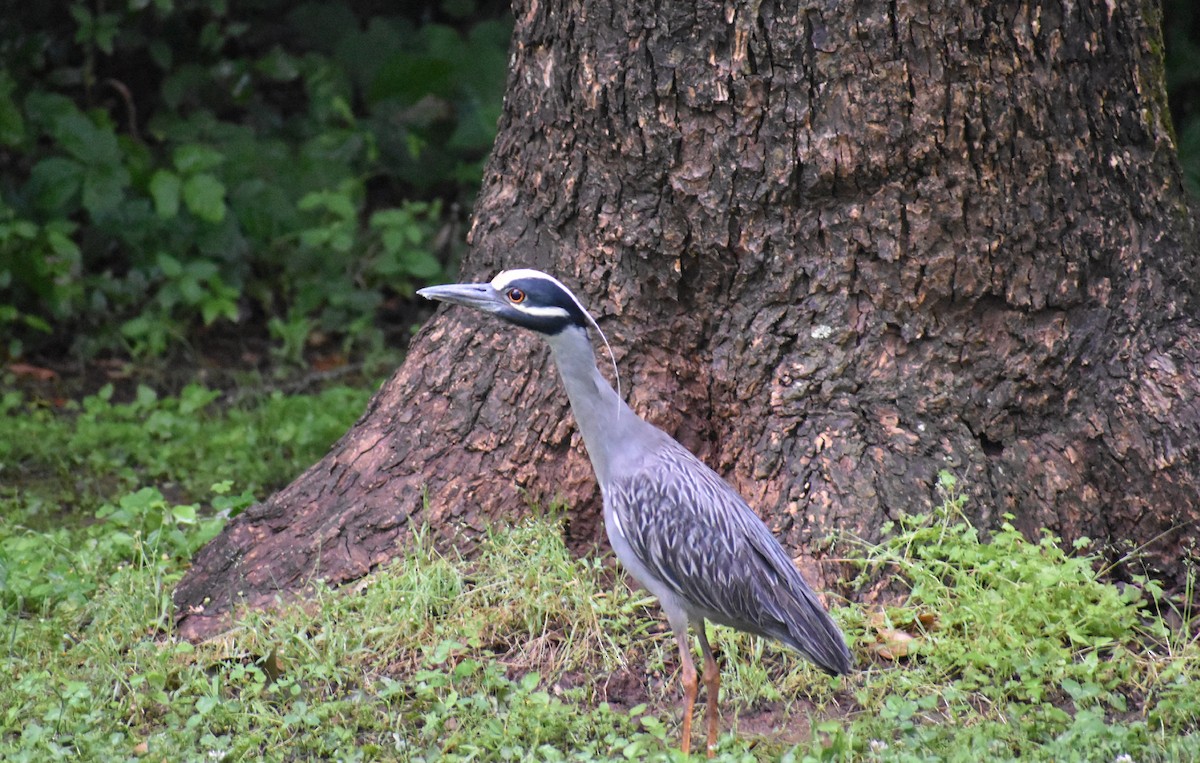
544,324,638,486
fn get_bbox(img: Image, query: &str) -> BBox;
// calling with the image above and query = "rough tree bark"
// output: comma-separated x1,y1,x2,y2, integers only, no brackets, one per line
175,0,1200,640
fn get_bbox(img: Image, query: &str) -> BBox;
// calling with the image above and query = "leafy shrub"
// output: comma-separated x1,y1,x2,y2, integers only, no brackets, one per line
0,1,511,359
843,471,1199,760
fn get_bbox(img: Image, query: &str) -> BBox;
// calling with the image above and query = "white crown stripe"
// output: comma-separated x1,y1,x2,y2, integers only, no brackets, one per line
490,268,555,291
490,268,623,403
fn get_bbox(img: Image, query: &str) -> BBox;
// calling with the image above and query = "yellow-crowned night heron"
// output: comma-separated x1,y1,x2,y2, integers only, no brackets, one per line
418,269,852,757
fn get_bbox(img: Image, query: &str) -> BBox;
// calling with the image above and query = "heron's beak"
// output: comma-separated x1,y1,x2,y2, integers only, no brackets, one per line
416,282,504,314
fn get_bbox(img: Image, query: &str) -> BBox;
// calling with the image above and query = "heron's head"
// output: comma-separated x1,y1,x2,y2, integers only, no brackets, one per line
417,268,594,336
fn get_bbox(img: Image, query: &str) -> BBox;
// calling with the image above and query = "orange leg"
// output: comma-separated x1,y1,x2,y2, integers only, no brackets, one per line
696,623,721,758
674,624,699,757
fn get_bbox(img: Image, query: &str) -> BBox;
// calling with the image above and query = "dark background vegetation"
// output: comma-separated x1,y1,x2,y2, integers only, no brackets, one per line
1166,0,1200,199
0,0,1197,369
1,0,511,368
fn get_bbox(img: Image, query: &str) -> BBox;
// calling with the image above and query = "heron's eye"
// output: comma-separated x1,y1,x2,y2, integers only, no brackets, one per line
507,288,526,304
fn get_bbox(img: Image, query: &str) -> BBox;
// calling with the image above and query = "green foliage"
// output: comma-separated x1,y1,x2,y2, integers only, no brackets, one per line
0,381,370,618
0,382,373,510
0,1,511,359
0,520,674,762
0,484,230,618
835,471,1200,761
2,390,1197,761
880,475,1142,708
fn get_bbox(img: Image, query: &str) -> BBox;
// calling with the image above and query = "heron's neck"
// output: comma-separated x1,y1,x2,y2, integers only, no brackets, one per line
544,325,637,485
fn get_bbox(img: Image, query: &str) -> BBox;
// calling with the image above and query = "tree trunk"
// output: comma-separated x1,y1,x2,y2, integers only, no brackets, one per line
175,0,1200,641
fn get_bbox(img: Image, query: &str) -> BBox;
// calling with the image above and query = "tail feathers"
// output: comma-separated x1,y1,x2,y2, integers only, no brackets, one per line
792,610,853,675
771,581,853,675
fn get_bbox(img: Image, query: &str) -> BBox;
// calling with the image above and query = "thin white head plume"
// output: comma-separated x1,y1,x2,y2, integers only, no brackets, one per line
491,269,622,403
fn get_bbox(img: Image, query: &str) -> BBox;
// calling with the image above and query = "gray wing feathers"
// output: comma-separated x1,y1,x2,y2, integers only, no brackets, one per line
610,445,852,675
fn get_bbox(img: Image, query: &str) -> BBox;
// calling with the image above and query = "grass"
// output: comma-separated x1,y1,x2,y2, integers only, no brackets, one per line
1,381,375,513
0,381,375,617
1,384,1198,761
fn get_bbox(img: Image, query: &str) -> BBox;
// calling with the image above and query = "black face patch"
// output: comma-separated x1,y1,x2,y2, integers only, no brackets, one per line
496,276,591,335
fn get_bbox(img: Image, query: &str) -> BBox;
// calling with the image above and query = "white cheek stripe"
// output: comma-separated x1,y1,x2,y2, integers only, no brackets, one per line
516,304,572,318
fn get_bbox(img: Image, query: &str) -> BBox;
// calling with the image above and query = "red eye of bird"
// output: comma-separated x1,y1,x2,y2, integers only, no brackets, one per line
507,288,526,303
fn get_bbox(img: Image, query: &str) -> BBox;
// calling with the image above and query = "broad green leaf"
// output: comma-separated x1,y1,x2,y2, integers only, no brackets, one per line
172,504,197,524
182,173,227,223
1,219,38,241
173,144,225,174
298,189,357,219
156,253,183,278
379,228,405,255
23,91,77,131
149,170,182,218
177,274,205,304
256,47,302,81
54,112,121,166
335,229,356,253
402,250,441,279
28,157,83,213
201,296,238,325
184,260,218,281
44,228,80,260
92,12,120,55
120,314,152,338
81,162,131,217
368,208,409,228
